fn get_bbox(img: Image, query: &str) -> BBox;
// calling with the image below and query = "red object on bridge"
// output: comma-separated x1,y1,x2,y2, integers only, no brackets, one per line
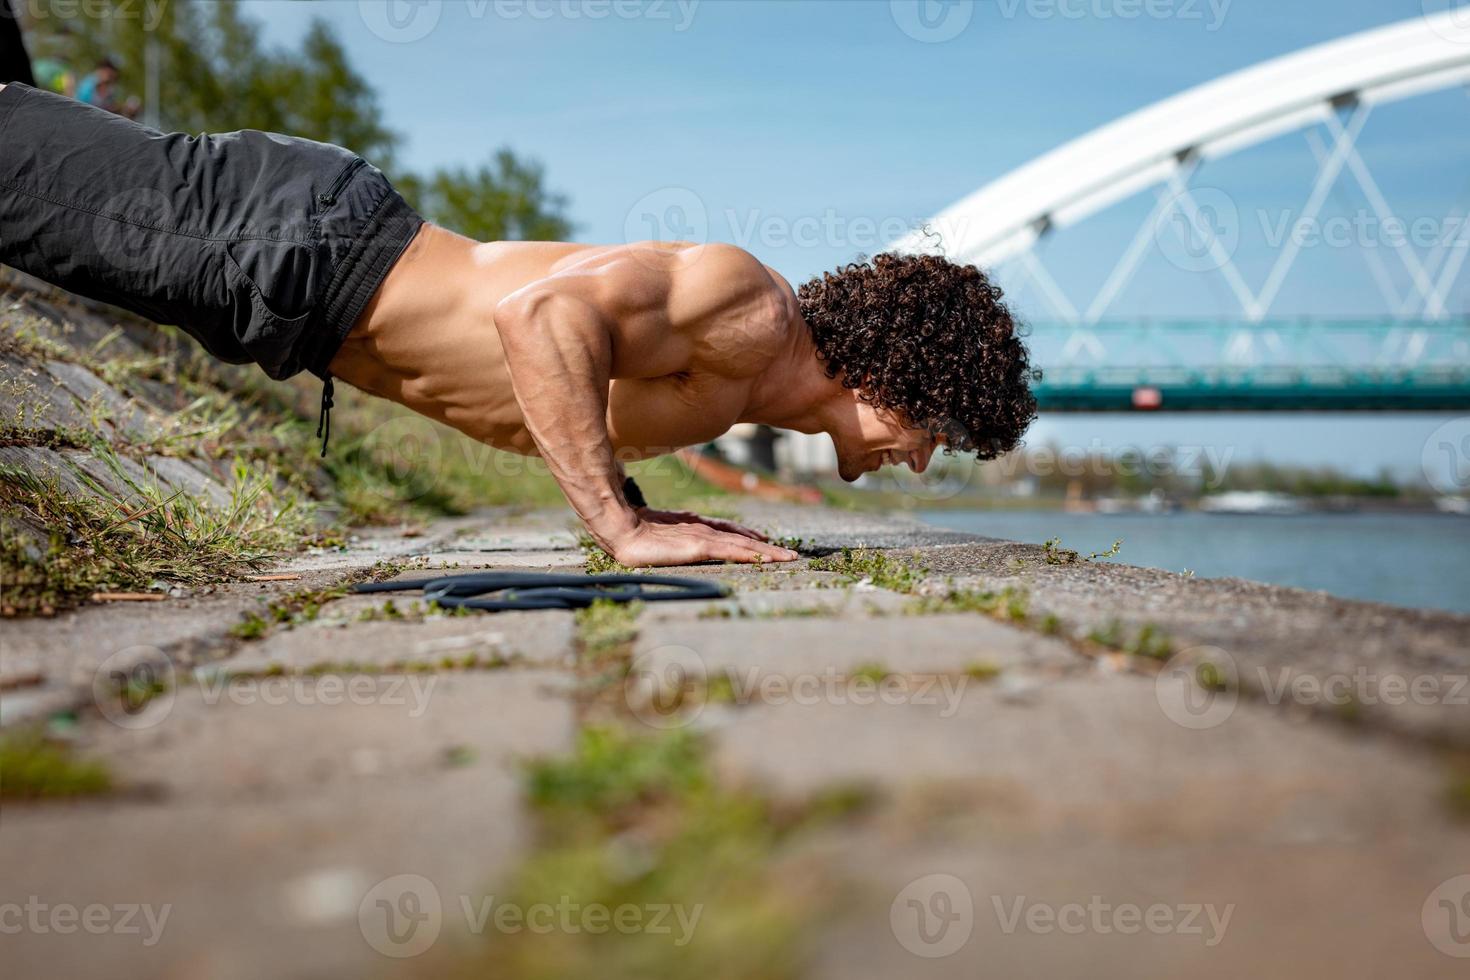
1132,386,1163,410
676,449,824,504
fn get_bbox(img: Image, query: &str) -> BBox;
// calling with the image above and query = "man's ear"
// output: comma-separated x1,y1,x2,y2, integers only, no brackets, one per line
866,400,908,428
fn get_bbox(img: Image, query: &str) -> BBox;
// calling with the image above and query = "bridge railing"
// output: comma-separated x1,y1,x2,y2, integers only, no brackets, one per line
1024,318,1470,411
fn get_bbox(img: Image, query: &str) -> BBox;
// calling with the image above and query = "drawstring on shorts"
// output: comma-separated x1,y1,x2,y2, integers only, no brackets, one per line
316,375,334,458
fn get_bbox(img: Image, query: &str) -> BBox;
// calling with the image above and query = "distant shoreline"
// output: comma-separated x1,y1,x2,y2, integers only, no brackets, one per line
888,495,1459,515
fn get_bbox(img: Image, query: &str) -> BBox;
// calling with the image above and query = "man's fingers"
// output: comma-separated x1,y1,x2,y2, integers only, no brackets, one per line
702,538,779,564
612,521,799,567
666,511,771,543
703,518,770,542
639,509,772,544
698,526,797,562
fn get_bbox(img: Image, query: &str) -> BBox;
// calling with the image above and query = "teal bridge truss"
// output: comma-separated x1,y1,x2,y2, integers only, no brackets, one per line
1029,318,1470,412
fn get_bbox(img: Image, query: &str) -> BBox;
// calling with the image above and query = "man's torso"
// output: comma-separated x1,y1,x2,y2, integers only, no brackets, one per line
329,227,797,458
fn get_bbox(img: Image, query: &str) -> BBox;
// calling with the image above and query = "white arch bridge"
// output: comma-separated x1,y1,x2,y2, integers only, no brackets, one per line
894,11,1470,412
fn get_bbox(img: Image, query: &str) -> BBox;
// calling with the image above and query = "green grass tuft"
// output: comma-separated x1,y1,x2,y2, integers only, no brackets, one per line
434,725,843,980
906,584,1029,623
0,453,305,616
1195,661,1230,691
1129,623,1173,660
809,548,926,594
525,726,708,823
230,611,268,640
0,728,113,800
577,533,633,574
574,599,643,655
964,661,1001,681
851,662,890,684
1087,619,1126,649
1445,772,1470,822
1043,536,1122,565
1085,619,1173,659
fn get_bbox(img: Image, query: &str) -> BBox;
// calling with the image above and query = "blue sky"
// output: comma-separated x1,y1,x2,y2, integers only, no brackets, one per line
248,0,1470,483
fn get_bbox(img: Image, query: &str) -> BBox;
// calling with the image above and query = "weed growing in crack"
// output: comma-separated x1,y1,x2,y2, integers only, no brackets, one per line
1042,536,1122,565
808,548,925,593
575,599,643,655
906,584,1030,623
0,728,113,800
0,456,301,615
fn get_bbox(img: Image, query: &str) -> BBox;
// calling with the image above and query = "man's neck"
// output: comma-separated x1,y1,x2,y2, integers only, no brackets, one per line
740,309,843,435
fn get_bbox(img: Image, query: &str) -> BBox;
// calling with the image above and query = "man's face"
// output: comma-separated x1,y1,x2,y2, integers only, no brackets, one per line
829,396,942,482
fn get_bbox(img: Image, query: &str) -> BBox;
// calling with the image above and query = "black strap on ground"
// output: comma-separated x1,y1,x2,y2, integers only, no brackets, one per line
316,375,334,458
353,570,727,612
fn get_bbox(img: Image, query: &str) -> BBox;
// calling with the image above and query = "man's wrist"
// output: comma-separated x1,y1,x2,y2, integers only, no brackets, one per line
591,503,641,551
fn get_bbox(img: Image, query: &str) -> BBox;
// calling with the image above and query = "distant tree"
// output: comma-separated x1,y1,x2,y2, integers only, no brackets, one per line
405,150,574,242
277,21,404,169
24,1,399,162
20,1,572,241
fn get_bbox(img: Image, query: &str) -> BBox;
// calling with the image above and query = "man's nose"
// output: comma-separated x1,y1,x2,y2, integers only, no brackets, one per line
910,443,934,473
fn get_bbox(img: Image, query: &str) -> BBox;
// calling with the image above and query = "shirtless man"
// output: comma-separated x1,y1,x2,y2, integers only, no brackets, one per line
0,83,1038,567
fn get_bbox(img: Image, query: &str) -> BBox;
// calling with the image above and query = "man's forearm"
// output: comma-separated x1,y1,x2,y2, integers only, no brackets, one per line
494,291,637,548
489,256,796,568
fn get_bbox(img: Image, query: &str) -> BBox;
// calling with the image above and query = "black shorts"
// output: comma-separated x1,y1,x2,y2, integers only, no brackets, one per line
0,83,423,381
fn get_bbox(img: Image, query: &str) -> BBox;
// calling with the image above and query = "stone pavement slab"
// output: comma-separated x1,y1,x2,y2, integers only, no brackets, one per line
639,586,911,622
634,612,1080,682
708,671,1454,841
703,667,1470,979
223,603,578,673
1,671,576,980
909,538,1470,747
808,831,1465,980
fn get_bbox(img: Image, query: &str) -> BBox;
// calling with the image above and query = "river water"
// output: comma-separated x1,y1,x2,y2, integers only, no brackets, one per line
917,510,1470,614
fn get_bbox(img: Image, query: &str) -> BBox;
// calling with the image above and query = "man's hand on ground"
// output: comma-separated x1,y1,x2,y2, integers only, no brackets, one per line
608,517,799,567
636,507,772,543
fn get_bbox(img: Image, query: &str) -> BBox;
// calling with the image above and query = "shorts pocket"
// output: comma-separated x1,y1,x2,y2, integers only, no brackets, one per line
224,238,320,324
222,240,317,378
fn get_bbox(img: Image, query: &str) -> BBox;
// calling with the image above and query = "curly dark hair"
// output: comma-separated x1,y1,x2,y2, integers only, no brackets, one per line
797,252,1038,460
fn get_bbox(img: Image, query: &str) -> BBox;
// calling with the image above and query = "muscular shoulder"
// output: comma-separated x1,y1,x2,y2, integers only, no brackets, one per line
498,241,796,380
666,244,796,378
